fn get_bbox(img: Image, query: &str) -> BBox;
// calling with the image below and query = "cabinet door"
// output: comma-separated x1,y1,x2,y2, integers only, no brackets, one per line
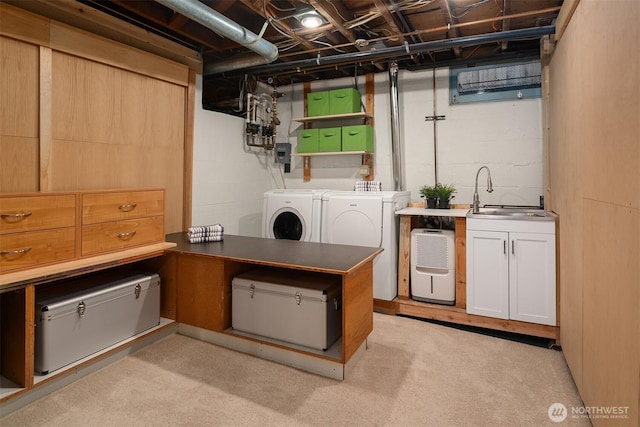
466,230,509,319
509,232,556,325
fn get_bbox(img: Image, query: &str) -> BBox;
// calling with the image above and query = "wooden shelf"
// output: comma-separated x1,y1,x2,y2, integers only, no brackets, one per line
292,112,372,123
0,242,177,290
291,151,372,157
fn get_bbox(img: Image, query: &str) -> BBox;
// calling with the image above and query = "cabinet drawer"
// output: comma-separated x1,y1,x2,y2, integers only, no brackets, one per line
82,190,164,225
0,228,76,272
81,216,164,256
0,195,76,234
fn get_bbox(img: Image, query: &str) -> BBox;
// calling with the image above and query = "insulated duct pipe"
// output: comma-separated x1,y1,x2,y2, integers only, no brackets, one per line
156,0,279,74
211,25,555,77
388,63,405,191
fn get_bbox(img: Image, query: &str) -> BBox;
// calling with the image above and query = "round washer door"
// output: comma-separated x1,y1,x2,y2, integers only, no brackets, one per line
270,207,306,240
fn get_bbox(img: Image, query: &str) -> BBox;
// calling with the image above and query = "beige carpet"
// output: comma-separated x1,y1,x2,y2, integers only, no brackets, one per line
2,314,589,426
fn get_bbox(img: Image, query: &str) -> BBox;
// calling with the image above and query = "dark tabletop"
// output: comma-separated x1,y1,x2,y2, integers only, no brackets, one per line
165,233,383,275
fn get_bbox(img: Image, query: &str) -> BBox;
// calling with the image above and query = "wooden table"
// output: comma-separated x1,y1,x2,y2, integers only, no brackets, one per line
164,233,382,380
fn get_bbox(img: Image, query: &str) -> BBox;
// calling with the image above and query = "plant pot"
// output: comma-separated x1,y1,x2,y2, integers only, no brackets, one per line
425,198,437,209
438,198,451,209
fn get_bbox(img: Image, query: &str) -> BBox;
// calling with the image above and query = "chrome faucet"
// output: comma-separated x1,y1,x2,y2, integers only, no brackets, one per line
473,166,494,213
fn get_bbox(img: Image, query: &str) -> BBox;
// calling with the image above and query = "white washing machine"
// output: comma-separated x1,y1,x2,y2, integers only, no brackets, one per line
321,191,410,300
263,189,328,242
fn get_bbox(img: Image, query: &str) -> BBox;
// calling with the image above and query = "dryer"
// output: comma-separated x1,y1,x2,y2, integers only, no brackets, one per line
263,189,328,242
321,191,410,300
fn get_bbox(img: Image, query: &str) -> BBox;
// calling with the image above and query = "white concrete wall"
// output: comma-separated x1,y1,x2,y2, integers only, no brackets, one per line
191,74,279,237
191,67,544,236
279,68,544,207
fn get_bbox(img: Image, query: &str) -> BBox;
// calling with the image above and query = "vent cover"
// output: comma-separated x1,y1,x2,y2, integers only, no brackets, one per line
413,230,452,274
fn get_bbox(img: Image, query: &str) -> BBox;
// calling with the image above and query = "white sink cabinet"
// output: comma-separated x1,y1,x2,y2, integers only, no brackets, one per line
466,217,557,326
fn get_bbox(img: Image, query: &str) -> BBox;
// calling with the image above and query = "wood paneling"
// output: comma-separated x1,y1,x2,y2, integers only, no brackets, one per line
0,136,39,193
397,215,411,298
0,3,49,46
49,21,188,87
343,261,373,363
176,255,224,331
548,0,640,423
454,217,466,309
50,53,185,233
582,201,639,422
548,7,585,389
0,37,39,138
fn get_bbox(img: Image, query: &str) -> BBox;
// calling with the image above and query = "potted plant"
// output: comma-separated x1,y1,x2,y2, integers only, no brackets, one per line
419,184,439,209
436,183,456,209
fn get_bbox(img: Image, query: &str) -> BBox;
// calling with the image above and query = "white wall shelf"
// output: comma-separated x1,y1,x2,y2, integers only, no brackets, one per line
291,151,372,157
292,112,373,123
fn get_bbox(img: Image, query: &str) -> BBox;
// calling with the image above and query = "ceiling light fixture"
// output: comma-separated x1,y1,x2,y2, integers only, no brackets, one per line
299,12,324,28
294,9,327,28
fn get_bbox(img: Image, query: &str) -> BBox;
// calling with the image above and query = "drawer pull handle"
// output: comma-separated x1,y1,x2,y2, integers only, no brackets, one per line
1,247,32,257
117,231,137,240
118,203,137,212
1,212,32,221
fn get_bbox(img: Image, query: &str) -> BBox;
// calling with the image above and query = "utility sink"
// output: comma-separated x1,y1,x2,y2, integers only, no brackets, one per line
466,207,555,221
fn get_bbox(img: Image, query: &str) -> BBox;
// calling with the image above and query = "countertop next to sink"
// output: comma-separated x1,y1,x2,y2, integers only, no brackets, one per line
395,207,469,217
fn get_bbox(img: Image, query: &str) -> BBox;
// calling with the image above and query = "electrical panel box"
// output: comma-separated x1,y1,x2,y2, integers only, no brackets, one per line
275,142,291,172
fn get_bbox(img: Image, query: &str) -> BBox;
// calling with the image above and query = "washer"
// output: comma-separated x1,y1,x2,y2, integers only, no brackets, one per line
321,191,410,300
263,189,328,242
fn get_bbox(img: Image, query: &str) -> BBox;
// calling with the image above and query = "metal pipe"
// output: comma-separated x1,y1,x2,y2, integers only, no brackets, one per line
432,68,438,185
210,25,555,77
388,63,405,191
277,7,561,60
156,0,278,73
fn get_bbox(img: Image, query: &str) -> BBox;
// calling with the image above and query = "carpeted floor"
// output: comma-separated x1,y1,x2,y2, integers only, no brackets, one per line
1,313,590,426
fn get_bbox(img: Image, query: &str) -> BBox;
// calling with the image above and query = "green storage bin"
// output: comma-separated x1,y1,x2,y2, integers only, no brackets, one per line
306,91,330,117
342,125,373,152
297,129,319,153
329,88,361,115
318,127,342,152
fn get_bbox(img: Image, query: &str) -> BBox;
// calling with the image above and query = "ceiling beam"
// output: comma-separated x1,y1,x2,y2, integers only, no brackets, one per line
371,0,421,64
109,0,224,53
309,0,385,71
238,0,329,78
3,0,202,69
501,0,512,51
441,0,463,58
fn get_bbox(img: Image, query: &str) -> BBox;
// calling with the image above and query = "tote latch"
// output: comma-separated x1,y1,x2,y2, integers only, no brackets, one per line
295,291,302,307
77,301,86,318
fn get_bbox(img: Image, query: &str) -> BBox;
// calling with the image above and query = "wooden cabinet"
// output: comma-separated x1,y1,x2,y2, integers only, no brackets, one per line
508,232,557,325
166,233,379,380
466,218,557,326
466,229,510,319
80,190,165,257
0,188,174,405
1,193,77,272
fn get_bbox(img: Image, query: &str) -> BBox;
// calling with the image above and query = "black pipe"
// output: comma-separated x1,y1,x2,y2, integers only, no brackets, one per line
207,25,555,77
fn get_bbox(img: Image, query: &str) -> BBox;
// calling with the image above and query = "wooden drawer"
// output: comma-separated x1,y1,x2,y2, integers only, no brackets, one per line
0,228,76,272
82,190,164,225
0,195,76,234
81,216,164,256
